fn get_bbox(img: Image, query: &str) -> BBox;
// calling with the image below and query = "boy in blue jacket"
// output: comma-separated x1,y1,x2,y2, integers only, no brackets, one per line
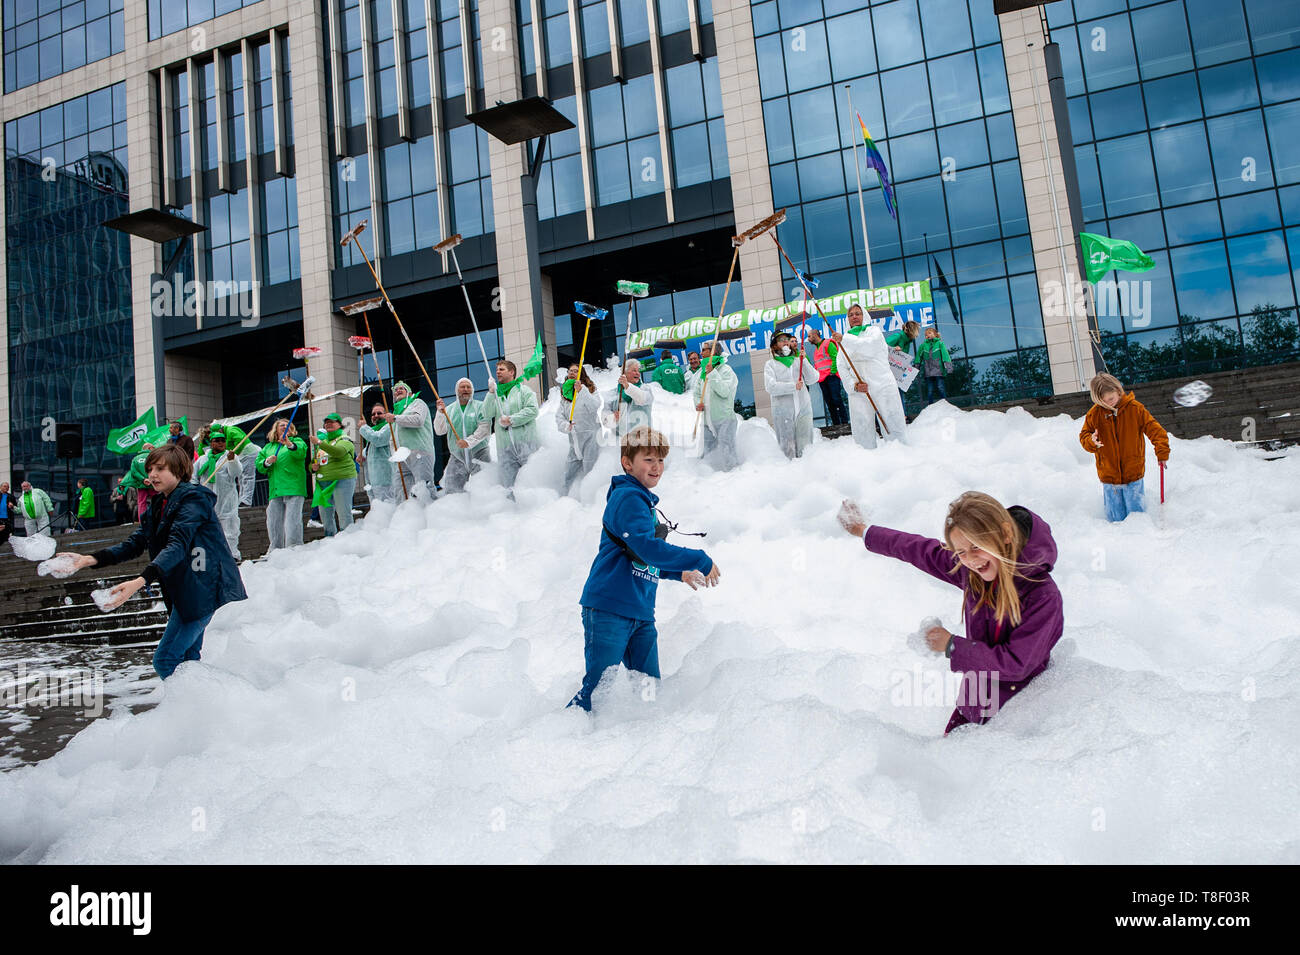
570,426,721,711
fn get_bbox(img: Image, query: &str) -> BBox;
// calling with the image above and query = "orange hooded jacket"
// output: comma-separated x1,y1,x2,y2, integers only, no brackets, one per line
1080,392,1170,485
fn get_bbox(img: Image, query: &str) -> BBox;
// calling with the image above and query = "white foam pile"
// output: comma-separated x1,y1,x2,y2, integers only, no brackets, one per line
1,364,1296,863
9,534,55,562
37,555,80,579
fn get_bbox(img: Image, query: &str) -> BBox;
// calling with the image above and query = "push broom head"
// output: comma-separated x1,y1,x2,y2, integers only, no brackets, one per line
616,280,649,298
433,234,464,253
340,219,368,247
574,300,609,321
347,335,373,351
741,208,787,243
340,296,385,315
292,346,323,360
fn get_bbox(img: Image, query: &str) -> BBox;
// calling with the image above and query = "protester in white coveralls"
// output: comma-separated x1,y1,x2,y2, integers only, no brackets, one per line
833,304,908,449
434,378,492,493
763,331,819,459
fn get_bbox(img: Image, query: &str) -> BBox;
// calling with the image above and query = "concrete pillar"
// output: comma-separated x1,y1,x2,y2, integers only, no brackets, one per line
289,5,355,422
1000,8,1096,394
164,354,225,428
481,0,557,398
713,0,786,321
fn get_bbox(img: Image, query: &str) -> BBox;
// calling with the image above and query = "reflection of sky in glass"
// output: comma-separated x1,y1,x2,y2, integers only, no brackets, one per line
1170,242,1235,319
1227,232,1296,311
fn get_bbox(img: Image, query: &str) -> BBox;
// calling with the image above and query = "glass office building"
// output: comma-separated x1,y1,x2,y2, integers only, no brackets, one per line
4,0,1300,488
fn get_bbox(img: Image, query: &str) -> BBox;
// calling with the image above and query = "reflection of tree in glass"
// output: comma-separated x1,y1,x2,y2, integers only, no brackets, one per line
1101,305,1298,384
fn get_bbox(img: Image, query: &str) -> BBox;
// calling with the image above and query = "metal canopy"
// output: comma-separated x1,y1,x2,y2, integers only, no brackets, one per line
466,97,574,145
103,208,205,243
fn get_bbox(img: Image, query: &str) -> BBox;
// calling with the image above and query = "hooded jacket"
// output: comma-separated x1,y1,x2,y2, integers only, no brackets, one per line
483,381,541,452
864,506,1064,725
580,474,714,621
692,357,739,429
608,377,654,438
763,351,819,427
1079,392,1169,485
91,481,248,623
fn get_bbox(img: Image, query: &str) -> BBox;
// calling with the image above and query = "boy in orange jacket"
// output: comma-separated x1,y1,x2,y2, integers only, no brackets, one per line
1080,373,1170,522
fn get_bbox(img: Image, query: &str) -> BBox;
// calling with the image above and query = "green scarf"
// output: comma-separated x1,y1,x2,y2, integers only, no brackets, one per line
495,378,524,400
702,355,727,371
848,324,867,335
196,453,217,482
394,392,421,415
771,350,799,368
22,491,36,518
321,427,344,442
561,379,576,402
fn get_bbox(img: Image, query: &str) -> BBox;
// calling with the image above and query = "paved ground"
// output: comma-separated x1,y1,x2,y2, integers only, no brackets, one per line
0,638,157,770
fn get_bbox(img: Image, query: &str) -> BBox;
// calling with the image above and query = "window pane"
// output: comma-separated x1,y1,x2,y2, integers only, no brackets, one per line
1097,133,1158,216
1185,0,1251,66
873,0,924,71
1152,123,1215,205
881,63,932,136
1207,111,1273,195
1227,231,1296,310
1171,241,1235,319
1131,1,1194,79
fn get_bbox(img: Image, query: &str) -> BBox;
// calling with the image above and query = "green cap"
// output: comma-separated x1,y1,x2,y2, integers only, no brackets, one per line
323,412,343,425
209,428,226,441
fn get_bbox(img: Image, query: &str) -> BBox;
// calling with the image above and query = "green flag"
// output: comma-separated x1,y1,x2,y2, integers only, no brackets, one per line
519,335,545,382
138,416,189,451
106,407,157,456
1080,232,1155,283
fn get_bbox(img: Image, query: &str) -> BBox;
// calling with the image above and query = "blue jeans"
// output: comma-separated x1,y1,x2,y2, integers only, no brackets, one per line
1103,478,1145,522
568,607,661,711
321,476,357,536
154,608,214,679
924,376,947,405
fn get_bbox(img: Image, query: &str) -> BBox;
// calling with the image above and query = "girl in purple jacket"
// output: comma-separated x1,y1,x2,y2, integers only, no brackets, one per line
839,491,1065,734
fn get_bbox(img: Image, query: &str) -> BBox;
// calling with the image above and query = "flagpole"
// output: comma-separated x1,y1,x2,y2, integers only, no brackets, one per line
845,84,875,293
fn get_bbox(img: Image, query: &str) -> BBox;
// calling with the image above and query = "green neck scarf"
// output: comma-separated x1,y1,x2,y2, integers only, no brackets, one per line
322,427,344,441
394,392,421,414
495,378,523,400
23,491,36,517
197,453,217,481
561,379,576,402
771,350,799,368
702,355,727,371
848,324,867,335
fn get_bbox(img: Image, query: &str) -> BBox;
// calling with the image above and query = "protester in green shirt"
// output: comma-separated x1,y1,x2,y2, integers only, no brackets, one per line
308,412,359,536
74,478,95,531
651,350,686,394
257,419,308,551
18,481,54,537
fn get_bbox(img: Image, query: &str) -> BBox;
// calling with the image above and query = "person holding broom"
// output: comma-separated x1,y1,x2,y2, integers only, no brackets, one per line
483,359,541,492
693,341,740,471
435,378,493,494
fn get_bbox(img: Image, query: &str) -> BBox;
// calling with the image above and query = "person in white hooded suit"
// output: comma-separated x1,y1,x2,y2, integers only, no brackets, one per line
763,331,819,459
556,364,602,493
833,305,908,449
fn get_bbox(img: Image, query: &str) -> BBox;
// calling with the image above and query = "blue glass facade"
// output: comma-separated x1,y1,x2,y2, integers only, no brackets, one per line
753,0,1047,403
147,0,265,41
5,83,133,499
3,0,123,92
1048,0,1300,383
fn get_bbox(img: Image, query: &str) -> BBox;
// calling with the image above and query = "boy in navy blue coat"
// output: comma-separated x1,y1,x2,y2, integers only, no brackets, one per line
58,444,248,679
570,426,721,711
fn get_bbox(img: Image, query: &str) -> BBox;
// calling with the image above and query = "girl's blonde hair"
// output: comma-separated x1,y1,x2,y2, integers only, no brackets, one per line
925,325,941,338
1089,372,1124,405
903,320,921,337
942,492,1031,628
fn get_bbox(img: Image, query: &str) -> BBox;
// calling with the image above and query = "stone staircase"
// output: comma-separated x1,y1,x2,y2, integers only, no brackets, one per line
1,491,367,646
975,361,1300,451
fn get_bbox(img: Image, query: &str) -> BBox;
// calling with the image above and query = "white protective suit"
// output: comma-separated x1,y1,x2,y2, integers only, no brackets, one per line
606,378,654,439
434,383,493,493
763,351,819,459
692,358,740,471
197,451,243,560
836,325,908,449
391,394,438,495
359,421,398,503
557,381,602,493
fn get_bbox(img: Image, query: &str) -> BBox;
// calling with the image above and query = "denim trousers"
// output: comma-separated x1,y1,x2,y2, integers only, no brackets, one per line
154,608,215,679
568,606,661,711
1103,478,1145,522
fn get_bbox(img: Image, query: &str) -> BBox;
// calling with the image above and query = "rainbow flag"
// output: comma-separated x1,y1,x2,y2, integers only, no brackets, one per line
857,113,897,220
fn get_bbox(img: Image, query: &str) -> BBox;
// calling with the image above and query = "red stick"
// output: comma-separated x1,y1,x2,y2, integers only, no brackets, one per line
1159,461,1165,504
